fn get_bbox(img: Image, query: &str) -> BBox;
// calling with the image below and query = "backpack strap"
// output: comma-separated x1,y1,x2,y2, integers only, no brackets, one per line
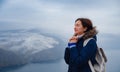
88,60,95,72
83,38,94,47
99,48,107,62
83,38,96,72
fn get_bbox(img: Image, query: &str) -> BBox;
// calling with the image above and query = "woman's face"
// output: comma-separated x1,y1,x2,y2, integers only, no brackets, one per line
74,20,86,35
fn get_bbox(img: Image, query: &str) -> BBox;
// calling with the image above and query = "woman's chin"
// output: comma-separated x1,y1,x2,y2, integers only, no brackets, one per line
75,32,78,34
74,32,78,35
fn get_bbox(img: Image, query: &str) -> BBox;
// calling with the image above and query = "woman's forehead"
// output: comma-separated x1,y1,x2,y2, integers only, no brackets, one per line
75,20,82,24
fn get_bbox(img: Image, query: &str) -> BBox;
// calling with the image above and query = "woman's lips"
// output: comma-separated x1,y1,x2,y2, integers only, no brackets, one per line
74,29,78,32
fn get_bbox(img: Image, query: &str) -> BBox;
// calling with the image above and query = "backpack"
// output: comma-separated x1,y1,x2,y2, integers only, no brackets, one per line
83,38,107,72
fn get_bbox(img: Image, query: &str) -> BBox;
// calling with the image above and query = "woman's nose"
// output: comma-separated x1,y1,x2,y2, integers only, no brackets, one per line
74,27,75,30
74,26,76,30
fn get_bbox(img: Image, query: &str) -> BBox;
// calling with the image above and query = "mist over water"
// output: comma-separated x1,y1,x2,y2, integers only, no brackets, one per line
1,50,120,72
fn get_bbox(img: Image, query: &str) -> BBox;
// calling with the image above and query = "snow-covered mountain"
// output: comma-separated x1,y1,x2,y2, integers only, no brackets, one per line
0,29,65,67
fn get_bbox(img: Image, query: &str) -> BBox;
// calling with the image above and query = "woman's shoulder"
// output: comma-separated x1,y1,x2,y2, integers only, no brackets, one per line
84,37,97,46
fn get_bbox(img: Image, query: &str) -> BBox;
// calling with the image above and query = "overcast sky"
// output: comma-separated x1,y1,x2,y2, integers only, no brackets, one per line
0,0,120,36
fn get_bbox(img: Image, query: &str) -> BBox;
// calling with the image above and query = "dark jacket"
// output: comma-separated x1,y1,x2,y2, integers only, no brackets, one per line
64,28,98,72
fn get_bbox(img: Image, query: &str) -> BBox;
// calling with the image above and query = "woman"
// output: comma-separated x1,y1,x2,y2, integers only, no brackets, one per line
64,18,98,72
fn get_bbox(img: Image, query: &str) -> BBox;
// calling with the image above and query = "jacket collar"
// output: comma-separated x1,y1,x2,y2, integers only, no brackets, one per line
82,27,98,40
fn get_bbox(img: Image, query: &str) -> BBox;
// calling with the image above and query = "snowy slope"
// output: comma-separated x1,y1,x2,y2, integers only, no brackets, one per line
0,29,64,67
0,30,59,54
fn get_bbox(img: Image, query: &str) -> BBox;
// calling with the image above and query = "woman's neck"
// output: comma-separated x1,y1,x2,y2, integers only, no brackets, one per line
77,33,85,38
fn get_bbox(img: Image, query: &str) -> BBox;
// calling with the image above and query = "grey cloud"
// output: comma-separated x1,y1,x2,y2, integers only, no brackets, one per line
0,0,119,36
0,0,5,7
97,33,120,50
39,0,119,8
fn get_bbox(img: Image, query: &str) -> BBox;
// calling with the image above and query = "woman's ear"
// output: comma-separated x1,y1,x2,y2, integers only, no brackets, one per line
84,27,87,32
